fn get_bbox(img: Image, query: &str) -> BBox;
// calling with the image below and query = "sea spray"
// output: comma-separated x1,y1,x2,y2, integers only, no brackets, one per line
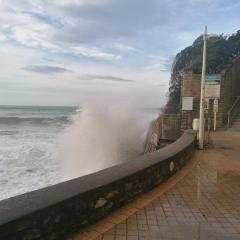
59,103,150,180
0,105,158,200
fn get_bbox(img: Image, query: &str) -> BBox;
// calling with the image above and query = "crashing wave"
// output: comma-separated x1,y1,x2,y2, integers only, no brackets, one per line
0,116,71,125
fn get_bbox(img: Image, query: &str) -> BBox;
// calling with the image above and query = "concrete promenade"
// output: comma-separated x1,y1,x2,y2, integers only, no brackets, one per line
70,130,240,240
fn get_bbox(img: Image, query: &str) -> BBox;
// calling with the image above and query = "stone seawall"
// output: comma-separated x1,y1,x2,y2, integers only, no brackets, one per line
0,131,195,240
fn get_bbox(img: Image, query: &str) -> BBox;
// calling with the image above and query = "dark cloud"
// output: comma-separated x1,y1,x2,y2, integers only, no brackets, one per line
80,75,134,83
22,65,70,74
51,0,218,47
54,0,170,43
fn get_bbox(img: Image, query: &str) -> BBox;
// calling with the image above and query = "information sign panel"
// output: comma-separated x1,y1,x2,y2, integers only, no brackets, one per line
182,97,193,110
205,74,221,84
205,84,220,99
213,99,218,112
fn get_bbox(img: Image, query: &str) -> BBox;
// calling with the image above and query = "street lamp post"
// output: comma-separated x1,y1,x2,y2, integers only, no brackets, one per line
198,26,207,149
198,27,219,149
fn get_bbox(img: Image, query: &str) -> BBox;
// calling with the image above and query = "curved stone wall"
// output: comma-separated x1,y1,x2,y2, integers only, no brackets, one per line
0,131,195,240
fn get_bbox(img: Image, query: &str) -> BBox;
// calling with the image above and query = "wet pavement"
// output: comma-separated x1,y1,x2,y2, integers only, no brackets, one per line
71,130,240,240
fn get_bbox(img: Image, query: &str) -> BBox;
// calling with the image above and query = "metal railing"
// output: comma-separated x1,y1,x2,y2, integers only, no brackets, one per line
227,96,240,128
161,114,187,140
161,114,182,130
144,114,188,153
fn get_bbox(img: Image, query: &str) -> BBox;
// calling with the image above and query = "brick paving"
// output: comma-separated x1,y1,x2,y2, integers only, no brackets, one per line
71,131,240,240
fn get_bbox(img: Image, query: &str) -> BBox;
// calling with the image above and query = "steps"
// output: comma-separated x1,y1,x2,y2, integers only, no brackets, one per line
230,114,240,129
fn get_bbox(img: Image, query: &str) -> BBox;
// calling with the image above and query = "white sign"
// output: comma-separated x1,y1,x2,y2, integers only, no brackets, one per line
213,99,218,112
182,97,193,110
205,84,220,99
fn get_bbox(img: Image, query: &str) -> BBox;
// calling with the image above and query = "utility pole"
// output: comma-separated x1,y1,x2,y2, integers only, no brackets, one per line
199,26,207,149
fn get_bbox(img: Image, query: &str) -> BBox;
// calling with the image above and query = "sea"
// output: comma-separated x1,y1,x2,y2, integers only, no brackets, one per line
0,105,160,201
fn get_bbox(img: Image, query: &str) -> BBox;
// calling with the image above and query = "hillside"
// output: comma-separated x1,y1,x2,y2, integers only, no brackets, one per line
165,30,240,113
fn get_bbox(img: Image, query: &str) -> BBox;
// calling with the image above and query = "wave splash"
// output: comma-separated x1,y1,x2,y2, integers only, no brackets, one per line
59,103,149,180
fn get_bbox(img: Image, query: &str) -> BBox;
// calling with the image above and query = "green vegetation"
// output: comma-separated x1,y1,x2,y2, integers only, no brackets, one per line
165,30,240,113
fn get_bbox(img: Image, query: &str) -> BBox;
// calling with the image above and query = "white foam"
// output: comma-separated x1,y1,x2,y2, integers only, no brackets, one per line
0,105,158,200
59,103,152,180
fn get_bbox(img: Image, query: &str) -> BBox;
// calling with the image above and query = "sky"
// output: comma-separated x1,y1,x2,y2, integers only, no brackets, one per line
0,0,240,107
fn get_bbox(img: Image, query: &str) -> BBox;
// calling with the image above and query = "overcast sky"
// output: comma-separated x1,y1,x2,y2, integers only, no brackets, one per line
0,0,239,107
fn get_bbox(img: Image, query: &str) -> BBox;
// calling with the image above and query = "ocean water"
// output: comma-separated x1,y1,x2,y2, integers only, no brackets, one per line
0,105,159,201
0,106,76,201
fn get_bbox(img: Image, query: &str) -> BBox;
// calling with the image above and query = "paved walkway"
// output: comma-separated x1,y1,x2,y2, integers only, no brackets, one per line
71,130,240,240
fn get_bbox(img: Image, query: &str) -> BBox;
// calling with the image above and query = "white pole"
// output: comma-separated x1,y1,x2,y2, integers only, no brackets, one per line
199,26,207,149
214,111,217,131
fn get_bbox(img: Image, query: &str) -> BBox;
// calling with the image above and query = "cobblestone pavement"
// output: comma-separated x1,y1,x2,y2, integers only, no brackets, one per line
71,131,240,240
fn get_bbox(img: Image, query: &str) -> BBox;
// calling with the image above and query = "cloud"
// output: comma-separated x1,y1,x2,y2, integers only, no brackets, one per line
54,0,110,7
0,0,228,61
112,43,139,52
22,65,71,74
145,56,174,72
80,75,134,83
0,2,120,61
156,84,168,87
71,46,121,60
0,0,238,107
53,0,165,43
52,0,219,44
22,11,64,28
6,25,120,61
0,34,7,41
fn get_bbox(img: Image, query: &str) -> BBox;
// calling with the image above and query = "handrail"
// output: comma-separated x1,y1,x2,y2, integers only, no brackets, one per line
228,96,240,114
227,96,240,128
144,114,183,153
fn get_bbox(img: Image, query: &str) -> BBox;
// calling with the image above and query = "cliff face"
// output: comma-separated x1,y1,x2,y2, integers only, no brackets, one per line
165,30,240,114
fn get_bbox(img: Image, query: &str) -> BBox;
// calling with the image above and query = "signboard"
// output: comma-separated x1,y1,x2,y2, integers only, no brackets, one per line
213,99,218,112
182,97,193,111
205,84,220,99
205,74,221,84
205,74,221,99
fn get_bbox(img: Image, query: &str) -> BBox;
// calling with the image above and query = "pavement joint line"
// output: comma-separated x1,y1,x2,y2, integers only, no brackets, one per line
71,151,200,240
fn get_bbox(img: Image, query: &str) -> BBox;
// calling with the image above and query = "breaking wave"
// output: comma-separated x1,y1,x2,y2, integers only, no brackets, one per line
59,103,151,180
0,116,71,125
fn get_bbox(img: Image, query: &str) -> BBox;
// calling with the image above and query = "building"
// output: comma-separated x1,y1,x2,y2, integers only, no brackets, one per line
181,57,240,129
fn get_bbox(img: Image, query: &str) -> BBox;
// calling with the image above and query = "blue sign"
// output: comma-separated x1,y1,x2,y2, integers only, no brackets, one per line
205,74,221,84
